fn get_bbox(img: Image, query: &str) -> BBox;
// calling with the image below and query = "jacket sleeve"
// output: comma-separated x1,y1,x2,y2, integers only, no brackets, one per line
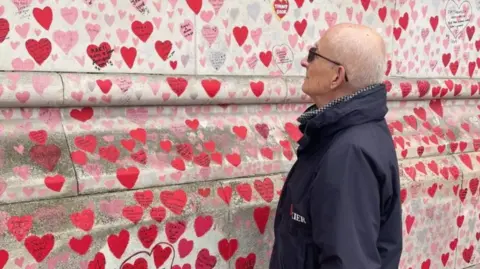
309,144,382,269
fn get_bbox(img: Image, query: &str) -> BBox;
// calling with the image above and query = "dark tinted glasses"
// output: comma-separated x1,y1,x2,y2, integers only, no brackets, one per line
307,47,349,82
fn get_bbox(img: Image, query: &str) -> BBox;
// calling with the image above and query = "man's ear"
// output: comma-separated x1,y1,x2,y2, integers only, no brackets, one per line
330,66,344,89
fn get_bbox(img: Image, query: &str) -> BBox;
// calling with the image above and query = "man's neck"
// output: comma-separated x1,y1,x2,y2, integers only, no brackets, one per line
311,86,356,108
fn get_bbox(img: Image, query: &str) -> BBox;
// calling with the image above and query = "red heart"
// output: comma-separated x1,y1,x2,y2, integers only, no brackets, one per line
7,215,32,241
25,38,52,65
378,6,386,22
236,183,252,202
116,167,140,189
70,107,94,122
155,40,172,61
160,190,187,215
29,144,61,172
193,152,210,167
165,221,187,244
107,230,129,259
153,244,173,267
171,158,186,171
293,19,307,37
178,238,194,258
250,81,264,97
201,79,221,98
134,190,153,208
131,20,153,42
74,135,97,153
226,153,241,167
255,123,269,138
254,178,274,203
217,186,232,205
138,225,158,249
0,250,8,269
235,253,256,269
253,206,270,234
24,234,55,262
29,130,48,145
69,235,92,255
44,174,65,192
0,18,9,43
429,16,439,31
122,205,144,224
96,79,112,94
88,252,106,269
33,7,53,30
121,47,137,69
159,139,172,152
232,126,248,139
70,209,95,232
167,77,188,96
195,249,216,269
150,206,166,223
185,119,199,130
86,42,113,68
186,0,202,14
121,139,136,151
99,145,120,163
130,128,147,144
259,51,272,67
194,215,213,237
284,122,303,142
218,238,238,261
123,257,148,269
232,26,249,46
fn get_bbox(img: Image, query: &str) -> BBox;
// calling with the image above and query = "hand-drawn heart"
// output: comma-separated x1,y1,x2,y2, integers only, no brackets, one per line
272,44,293,74
160,190,187,215
254,178,274,203
88,252,106,269
7,215,32,242
218,238,238,261
44,174,65,192
195,248,216,269
445,0,472,39
120,243,175,269
32,6,53,30
0,18,9,43
116,167,140,189
165,221,186,244
155,40,172,61
0,249,8,269
107,229,130,259
138,225,158,248
70,107,94,122
131,20,153,42
29,144,61,172
273,0,289,19
86,42,113,68
25,38,52,66
166,77,188,97
235,253,256,269
253,206,270,234
70,209,95,232
194,215,213,237
74,135,97,153
24,234,55,262
186,0,202,14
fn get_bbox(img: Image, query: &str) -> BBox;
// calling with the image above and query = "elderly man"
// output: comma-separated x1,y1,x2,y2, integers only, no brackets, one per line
269,23,402,269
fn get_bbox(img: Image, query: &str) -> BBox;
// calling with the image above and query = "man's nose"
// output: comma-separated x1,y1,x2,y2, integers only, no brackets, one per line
301,57,308,68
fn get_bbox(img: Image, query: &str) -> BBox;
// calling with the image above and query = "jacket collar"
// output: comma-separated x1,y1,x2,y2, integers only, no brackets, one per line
297,83,388,153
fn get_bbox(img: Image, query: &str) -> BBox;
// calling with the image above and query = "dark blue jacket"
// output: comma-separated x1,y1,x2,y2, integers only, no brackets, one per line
270,84,402,269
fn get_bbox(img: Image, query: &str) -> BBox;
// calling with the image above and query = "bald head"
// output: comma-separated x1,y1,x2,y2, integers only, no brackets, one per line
317,23,387,89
